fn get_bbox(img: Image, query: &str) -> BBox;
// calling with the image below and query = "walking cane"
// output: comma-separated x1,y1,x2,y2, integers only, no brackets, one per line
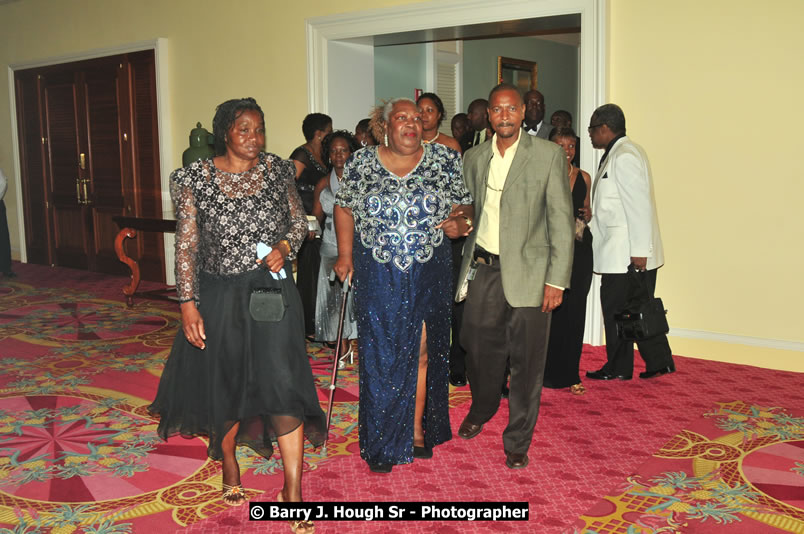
322,271,351,454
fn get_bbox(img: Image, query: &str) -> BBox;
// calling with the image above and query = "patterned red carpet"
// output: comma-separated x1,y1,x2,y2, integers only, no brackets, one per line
574,400,804,533
0,262,801,533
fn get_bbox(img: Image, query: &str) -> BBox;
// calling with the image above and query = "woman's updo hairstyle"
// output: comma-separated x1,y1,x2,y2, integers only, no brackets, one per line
368,97,416,146
212,97,264,156
321,130,360,169
548,126,578,142
416,92,446,128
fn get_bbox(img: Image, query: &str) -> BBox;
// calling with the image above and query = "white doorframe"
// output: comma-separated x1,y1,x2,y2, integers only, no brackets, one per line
425,43,435,92
7,38,174,282
306,0,607,344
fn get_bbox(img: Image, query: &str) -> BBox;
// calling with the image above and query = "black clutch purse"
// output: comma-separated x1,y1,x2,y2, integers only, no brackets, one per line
614,267,669,340
249,287,287,322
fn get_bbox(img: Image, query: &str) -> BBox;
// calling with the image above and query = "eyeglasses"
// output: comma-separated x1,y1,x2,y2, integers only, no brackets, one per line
587,123,604,133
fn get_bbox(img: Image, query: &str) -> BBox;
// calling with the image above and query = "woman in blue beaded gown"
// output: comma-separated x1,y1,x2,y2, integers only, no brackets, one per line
149,99,325,528
333,98,473,473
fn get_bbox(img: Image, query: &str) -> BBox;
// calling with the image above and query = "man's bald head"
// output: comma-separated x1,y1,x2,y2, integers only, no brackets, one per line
467,98,489,132
523,90,545,127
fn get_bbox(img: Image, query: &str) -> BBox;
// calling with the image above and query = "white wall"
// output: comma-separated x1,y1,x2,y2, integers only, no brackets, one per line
326,40,376,131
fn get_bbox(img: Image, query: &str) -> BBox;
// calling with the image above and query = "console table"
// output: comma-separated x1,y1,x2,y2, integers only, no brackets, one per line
113,216,177,307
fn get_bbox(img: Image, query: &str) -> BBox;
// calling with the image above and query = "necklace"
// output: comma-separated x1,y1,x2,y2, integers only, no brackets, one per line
422,132,440,145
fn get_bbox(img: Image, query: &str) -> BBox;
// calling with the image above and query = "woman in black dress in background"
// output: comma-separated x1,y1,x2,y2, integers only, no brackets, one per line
149,99,324,532
543,127,594,395
290,113,332,338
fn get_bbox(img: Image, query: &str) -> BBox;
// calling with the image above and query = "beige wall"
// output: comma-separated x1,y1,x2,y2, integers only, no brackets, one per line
608,0,803,370
0,0,413,256
1,0,801,370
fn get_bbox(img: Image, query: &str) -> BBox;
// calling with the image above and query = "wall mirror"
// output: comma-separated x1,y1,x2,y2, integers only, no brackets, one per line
497,56,538,93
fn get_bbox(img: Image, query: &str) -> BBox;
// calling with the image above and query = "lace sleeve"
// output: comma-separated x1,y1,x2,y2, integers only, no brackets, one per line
170,168,200,303
280,159,307,258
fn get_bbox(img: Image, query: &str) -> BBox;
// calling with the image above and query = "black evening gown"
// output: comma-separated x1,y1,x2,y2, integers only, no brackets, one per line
149,154,326,460
290,146,327,337
543,173,594,389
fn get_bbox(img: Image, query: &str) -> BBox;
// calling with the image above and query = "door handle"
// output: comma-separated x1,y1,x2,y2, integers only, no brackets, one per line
79,153,86,170
76,178,82,204
81,178,90,205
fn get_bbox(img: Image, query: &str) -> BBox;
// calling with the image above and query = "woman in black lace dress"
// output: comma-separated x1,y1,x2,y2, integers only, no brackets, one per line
149,99,324,531
290,113,332,339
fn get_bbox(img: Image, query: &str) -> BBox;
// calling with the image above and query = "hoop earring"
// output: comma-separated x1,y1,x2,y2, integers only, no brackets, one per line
384,132,389,147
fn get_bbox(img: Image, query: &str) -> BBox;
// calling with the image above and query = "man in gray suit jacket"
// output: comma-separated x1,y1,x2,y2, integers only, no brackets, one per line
586,104,675,381
455,84,574,469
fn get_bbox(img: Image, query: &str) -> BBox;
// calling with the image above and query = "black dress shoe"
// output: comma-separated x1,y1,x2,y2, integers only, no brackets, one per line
639,364,676,379
413,445,433,459
368,462,393,473
586,369,632,380
457,419,483,440
505,452,529,469
501,382,510,398
449,371,467,387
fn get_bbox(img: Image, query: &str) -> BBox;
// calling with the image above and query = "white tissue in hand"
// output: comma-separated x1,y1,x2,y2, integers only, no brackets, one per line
257,242,286,279
257,242,271,260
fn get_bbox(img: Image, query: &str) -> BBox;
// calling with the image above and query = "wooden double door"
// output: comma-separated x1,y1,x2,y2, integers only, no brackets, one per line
14,50,165,282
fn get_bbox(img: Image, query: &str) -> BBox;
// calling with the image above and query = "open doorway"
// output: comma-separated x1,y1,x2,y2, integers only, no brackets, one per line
305,0,606,344
371,32,580,137
307,0,603,170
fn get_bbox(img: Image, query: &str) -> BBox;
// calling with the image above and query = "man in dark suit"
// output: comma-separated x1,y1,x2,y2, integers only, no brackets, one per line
456,83,574,469
523,90,550,139
450,112,472,154
466,98,489,147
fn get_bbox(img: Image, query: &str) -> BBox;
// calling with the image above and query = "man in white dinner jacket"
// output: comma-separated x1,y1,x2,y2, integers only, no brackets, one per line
585,104,674,381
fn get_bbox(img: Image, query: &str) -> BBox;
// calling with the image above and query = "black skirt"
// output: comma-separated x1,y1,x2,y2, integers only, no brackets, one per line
149,264,326,460
296,238,321,337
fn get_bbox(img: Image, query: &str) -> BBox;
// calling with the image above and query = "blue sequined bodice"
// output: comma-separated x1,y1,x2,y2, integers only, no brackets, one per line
335,144,471,273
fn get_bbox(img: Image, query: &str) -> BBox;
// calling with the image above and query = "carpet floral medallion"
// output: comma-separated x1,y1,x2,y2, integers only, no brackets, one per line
572,401,804,533
0,280,359,533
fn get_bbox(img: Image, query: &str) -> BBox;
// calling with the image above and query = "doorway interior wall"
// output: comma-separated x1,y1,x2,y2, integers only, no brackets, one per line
306,0,607,344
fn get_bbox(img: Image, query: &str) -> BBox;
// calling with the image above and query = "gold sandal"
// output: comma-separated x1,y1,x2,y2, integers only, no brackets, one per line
570,383,586,395
278,491,315,533
222,483,246,506
290,519,315,533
